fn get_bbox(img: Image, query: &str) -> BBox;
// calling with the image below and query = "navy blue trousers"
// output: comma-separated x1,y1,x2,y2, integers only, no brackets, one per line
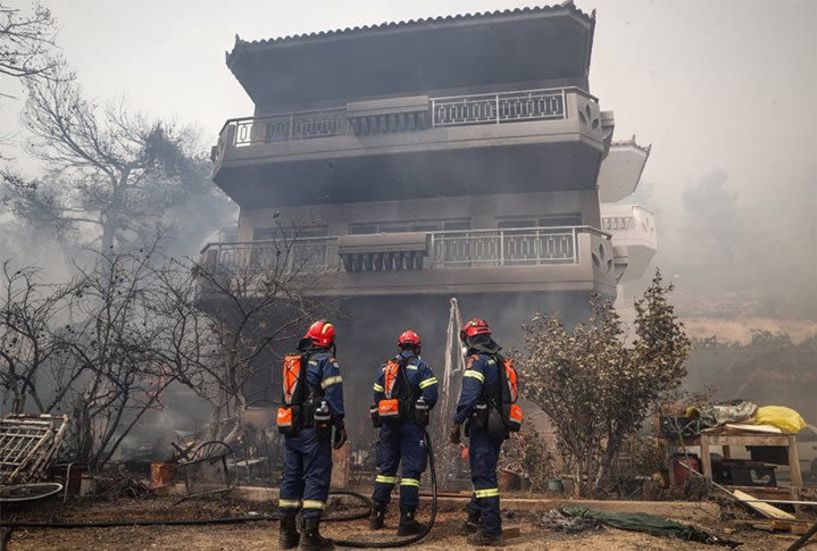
372,420,427,509
465,427,503,535
278,428,332,519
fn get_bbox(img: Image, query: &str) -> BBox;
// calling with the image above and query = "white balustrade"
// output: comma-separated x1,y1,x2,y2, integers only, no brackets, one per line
218,87,584,148
431,89,567,127
201,226,607,274
429,227,578,267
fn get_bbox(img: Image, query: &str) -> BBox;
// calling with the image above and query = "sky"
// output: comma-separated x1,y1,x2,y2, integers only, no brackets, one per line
1,0,815,318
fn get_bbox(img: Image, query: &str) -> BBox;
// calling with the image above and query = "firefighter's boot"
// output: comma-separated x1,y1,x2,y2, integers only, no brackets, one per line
278,514,300,550
299,516,334,551
463,509,481,534
396,507,424,536
369,502,387,530
467,529,504,547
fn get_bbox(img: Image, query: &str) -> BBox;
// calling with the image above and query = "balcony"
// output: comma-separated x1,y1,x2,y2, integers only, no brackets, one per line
600,204,657,283
200,236,341,275
199,226,620,298
210,87,613,207
597,137,652,203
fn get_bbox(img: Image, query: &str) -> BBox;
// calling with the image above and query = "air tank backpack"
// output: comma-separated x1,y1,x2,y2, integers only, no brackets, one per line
474,354,524,439
498,356,524,432
277,353,305,435
370,358,413,426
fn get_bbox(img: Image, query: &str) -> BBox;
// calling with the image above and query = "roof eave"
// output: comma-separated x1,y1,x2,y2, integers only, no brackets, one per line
225,3,595,69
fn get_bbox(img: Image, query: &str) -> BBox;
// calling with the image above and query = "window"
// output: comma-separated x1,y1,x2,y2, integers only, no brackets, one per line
253,226,328,241
349,224,377,235
496,214,581,229
539,214,581,227
349,219,470,235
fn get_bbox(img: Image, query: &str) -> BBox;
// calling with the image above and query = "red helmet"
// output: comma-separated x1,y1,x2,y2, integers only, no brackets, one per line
304,320,335,348
397,330,421,348
460,318,491,341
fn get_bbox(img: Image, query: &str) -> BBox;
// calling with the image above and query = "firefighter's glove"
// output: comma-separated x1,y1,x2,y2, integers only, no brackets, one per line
333,421,348,449
449,423,461,445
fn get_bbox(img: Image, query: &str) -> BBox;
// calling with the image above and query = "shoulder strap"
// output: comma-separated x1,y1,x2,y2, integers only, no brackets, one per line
383,358,400,398
384,356,414,400
494,354,519,404
299,353,313,399
475,353,497,405
491,353,508,405
283,353,309,405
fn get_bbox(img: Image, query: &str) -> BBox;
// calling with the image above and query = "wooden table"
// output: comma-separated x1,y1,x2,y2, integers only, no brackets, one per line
697,431,803,495
668,429,803,500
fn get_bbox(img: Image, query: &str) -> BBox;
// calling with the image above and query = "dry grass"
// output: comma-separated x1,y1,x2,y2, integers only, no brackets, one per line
2,497,809,550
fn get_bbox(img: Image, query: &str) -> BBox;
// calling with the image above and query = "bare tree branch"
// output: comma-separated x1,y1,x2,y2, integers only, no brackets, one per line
0,3,57,86
1,59,233,252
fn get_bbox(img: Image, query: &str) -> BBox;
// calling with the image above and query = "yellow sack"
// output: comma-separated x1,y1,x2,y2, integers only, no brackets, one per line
752,406,806,434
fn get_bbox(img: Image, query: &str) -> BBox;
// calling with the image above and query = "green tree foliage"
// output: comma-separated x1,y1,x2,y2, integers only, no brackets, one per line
500,424,555,492
521,270,690,496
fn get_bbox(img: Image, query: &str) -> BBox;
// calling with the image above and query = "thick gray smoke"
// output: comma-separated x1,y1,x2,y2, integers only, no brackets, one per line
622,166,816,326
681,170,742,269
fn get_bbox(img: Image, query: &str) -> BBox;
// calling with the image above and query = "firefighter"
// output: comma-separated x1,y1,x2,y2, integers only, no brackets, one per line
277,320,347,551
369,330,438,535
449,318,521,547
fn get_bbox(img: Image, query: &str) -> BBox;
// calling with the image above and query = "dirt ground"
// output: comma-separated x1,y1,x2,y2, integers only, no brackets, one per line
1,497,813,550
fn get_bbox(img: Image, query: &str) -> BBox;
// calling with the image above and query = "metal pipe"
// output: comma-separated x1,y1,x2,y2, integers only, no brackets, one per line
62,462,74,503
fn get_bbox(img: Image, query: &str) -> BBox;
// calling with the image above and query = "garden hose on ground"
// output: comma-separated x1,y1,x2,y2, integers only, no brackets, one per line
0,494,370,528
0,429,439,548
329,427,437,548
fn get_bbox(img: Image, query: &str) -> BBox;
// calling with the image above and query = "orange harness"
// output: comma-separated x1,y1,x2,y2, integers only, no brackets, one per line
276,354,305,434
377,359,403,420
473,354,524,433
502,358,524,430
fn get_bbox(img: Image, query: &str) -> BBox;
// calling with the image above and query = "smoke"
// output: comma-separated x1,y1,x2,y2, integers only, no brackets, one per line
0,213,78,280
681,170,742,268
112,384,213,461
621,164,816,325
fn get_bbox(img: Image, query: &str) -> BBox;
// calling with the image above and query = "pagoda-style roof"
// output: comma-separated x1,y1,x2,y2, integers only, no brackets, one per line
226,2,595,109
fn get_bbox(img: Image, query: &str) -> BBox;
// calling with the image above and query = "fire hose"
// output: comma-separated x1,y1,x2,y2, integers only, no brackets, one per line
0,429,438,548
329,427,437,548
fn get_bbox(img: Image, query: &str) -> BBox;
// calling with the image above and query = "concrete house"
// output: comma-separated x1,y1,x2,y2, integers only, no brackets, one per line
204,3,657,416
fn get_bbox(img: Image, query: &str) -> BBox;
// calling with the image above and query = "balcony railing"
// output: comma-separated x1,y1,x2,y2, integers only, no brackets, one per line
201,237,340,274
232,109,351,147
601,215,635,232
429,226,578,267
430,89,567,128
200,226,611,276
214,87,593,155
600,205,657,247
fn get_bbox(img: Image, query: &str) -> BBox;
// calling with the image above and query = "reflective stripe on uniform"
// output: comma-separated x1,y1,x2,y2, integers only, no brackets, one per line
302,500,325,509
278,498,301,508
406,364,418,371
418,377,438,389
376,474,397,484
463,370,485,383
373,383,384,392
400,478,421,487
321,375,343,389
474,488,499,499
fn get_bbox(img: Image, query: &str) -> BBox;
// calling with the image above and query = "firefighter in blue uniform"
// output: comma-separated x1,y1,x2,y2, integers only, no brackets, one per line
277,320,347,551
369,330,438,535
450,318,508,547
